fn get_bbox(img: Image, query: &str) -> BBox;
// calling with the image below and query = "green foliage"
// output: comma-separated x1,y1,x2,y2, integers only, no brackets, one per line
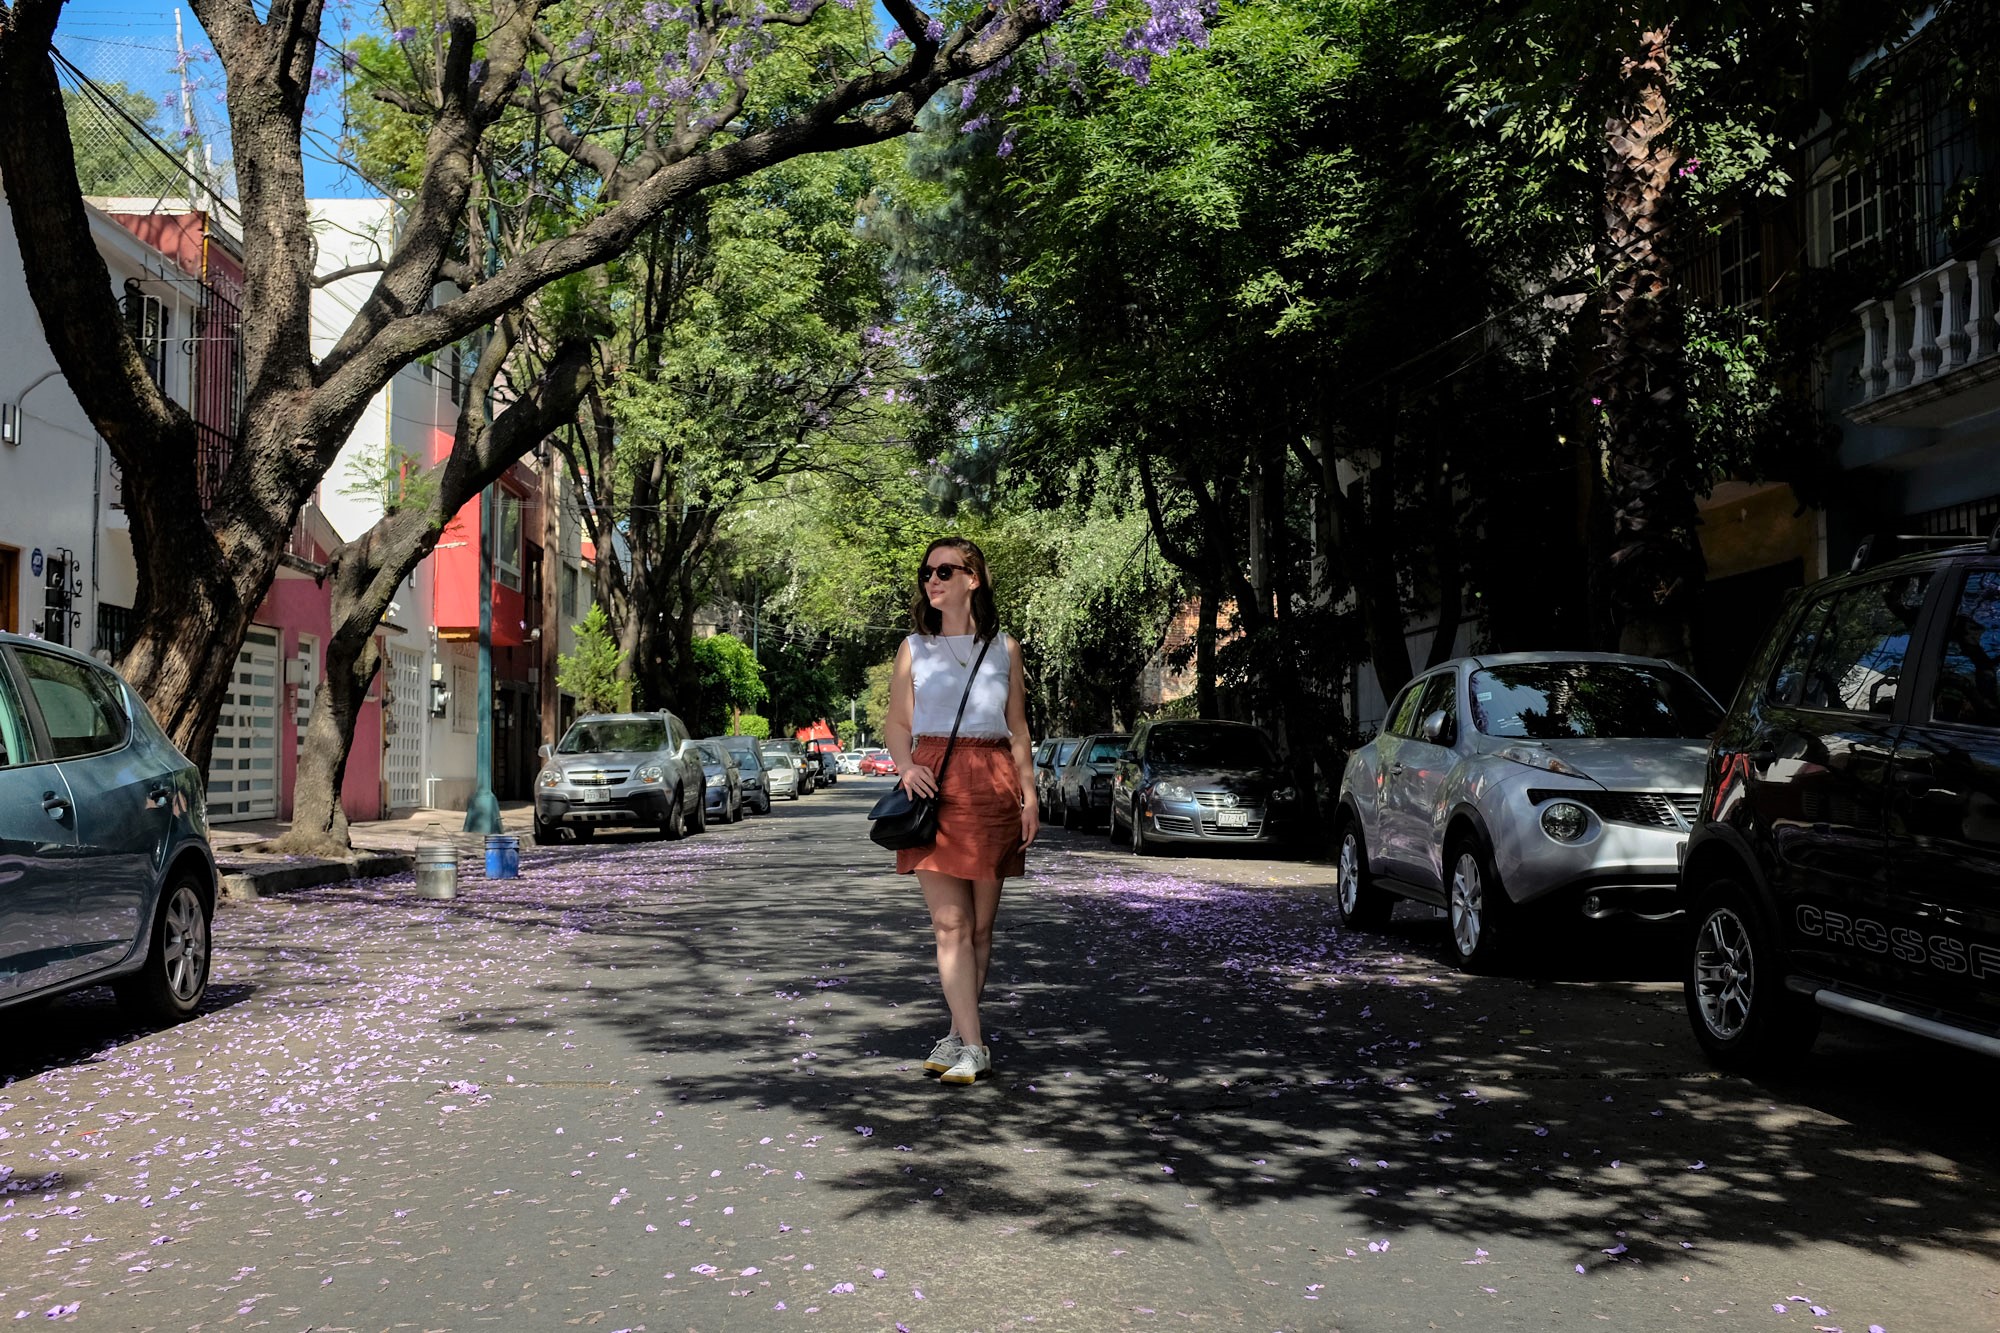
336,442,441,515
557,605,630,714
63,84,193,197
732,713,772,740
689,633,767,735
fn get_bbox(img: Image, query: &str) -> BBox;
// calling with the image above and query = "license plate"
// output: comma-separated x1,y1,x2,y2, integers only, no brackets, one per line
1217,808,1250,829
582,787,609,804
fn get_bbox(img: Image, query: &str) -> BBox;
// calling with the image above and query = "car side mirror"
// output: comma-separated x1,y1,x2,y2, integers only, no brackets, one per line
1420,710,1449,744
538,743,552,761
1120,749,1139,764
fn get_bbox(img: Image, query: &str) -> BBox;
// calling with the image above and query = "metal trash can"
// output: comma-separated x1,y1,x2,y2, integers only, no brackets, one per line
484,834,521,880
415,841,459,900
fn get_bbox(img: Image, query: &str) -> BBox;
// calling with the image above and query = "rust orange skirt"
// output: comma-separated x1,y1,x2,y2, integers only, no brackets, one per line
895,736,1027,881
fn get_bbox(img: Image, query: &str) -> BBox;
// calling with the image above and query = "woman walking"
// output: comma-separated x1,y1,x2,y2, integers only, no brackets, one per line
883,537,1038,1085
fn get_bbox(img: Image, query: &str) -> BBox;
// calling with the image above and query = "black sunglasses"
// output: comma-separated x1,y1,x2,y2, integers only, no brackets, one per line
920,562,971,583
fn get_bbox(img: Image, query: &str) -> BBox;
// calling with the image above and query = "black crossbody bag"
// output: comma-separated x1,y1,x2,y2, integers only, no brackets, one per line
867,635,995,851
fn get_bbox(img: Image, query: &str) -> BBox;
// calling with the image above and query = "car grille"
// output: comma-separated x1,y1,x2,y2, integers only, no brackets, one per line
1532,788,1697,829
1154,814,1198,834
568,768,632,787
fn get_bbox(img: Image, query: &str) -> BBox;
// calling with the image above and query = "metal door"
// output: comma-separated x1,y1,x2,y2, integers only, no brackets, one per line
206,626,279,821
0,653,79,993
386,645,424,809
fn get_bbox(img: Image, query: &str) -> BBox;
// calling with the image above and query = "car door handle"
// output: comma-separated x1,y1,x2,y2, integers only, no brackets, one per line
42,792,69,820
148,784,175,809
1387,762,1406,776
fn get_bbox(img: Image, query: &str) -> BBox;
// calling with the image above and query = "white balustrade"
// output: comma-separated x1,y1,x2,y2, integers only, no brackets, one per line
1854,235,2000,406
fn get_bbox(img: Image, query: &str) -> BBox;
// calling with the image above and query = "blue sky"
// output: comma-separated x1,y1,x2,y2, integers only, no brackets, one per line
55,0,900,200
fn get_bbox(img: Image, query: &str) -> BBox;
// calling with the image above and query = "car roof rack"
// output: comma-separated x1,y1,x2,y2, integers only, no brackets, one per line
1851,530,1992,572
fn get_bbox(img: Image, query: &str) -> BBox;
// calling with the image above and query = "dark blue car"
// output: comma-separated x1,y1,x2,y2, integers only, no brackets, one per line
1,632,216,1020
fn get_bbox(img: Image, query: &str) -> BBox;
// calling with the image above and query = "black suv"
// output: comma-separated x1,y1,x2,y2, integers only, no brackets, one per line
1680,533,2000,1070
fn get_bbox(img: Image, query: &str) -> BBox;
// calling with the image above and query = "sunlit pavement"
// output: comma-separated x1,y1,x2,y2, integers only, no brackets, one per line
3,781,1995,1330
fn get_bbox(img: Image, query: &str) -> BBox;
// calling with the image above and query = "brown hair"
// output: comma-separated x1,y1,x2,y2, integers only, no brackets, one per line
910,537,1000,642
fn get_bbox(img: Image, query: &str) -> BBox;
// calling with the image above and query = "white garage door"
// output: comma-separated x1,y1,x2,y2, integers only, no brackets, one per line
386,644,424,810
206,626,280,822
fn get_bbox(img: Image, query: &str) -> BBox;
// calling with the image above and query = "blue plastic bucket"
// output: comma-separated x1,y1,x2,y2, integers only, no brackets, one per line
484,834,521,880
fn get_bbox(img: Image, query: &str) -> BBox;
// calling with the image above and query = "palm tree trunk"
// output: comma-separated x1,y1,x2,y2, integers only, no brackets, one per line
1597,23,1703,663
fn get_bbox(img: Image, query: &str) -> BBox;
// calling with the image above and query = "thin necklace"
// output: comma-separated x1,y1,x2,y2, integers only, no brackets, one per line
943,633,972,669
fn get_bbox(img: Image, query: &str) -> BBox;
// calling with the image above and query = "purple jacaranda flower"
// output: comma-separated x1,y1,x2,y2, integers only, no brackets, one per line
620,80,644,94
925,17,944,40
884,25,903,47
393,26,418,43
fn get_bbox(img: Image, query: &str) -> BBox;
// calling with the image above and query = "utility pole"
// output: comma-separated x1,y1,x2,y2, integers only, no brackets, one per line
463,488,501,834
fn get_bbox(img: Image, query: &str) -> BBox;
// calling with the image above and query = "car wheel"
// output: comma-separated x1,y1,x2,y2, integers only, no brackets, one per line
1684,878,1819,1071
532,817,559,847
1060,798,1076,831
115,872,211,1023
1445,837,1510,972
689,788,708,835
1334,818,1393,929
660,789,688,840
1130,801,1156,856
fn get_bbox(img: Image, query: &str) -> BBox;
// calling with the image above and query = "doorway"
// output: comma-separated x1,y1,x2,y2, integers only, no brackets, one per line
0,546,16,634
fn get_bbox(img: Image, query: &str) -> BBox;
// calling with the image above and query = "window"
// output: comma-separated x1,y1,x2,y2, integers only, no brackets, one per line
1386,682,1427,738
1470,661,1723,739
1717,214,1762,313
1054,739,1082,766
124,286,171,392
561,563,579,618
1145,724,1278,768
95,604,133,659
0,659,34,768
1824,139,1920,261
1084,736,1127,763
495,492,523,592
1772,574,1931,714
15,650,130,759
1409,673,1459,745
559,718,667,754
1932,570,2000,729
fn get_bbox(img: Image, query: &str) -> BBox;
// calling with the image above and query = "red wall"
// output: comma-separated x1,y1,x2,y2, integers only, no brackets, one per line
260,572,384,823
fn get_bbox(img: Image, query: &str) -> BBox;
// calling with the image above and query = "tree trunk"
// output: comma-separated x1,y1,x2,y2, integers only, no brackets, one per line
1597,24,1703,663
1195,589,1220,717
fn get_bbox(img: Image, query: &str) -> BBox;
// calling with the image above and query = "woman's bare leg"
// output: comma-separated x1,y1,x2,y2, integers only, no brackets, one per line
971,877,1003,1001
919,871,983,1047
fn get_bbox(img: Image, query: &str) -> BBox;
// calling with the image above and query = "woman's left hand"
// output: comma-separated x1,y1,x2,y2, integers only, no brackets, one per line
1020,799,1040,849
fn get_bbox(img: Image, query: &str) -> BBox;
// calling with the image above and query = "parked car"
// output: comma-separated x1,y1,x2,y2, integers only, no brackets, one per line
693,739,744,824
1110,720,1298,855
0,632,216,1021
1680,535,2000,1071
806,736,841,785
1334,652,1723,971
836,751,863,775
534,711,707,844
1035,737,1079,814
711,734,773,814
1054,733,1129,830
760,741,804,800
859,749,897,777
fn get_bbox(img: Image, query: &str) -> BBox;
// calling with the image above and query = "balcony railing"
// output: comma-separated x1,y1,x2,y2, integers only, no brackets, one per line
1851,235,2000,424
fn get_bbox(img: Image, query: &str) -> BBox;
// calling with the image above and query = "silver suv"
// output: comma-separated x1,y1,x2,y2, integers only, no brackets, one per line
534,711,707,844
1335,653,1723,970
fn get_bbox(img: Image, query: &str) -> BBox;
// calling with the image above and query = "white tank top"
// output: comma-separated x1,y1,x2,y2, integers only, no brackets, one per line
908,633,1013,740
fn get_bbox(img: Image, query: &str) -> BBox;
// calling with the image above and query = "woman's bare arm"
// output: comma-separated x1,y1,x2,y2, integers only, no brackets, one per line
1006,636,1040,847
886,639,937,798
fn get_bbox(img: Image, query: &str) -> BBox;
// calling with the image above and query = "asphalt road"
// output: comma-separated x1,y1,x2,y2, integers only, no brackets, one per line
3,778,1996,1331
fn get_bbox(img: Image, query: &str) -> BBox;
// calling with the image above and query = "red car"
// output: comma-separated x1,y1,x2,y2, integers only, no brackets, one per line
859,750,898,776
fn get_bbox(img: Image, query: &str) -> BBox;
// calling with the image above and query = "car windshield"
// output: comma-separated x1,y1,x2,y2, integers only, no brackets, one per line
1083,737,1127,763
761,747,793,766
1053,740,1081,765
559,719,668,754
1469,662,1722,740
719,739,757,758
1147,725,1277,768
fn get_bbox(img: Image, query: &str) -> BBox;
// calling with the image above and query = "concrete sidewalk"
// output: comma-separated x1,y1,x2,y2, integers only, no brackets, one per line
209,800,539,900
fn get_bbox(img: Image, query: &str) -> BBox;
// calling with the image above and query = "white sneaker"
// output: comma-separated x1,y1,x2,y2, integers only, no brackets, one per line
922,1034,963,1073
938,1044,991,1085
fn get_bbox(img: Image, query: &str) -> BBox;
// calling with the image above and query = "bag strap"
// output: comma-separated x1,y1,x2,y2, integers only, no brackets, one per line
931,634,996,790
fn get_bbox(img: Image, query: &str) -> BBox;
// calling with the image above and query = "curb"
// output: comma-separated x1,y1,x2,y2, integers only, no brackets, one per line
219,852,416,902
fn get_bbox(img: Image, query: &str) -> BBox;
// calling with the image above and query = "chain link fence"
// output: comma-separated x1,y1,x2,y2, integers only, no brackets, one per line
53,32,237,208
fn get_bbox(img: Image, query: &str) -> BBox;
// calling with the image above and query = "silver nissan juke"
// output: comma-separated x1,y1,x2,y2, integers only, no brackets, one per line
1334,652,1724,971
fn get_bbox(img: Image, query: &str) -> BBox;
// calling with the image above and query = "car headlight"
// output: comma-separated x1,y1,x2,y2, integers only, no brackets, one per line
1272,786,1298,803
1498,744,1590,779
538,767,563,788
635,763,666,785
1154,781,1194,803
1540,801,1590,842
706,772,726,787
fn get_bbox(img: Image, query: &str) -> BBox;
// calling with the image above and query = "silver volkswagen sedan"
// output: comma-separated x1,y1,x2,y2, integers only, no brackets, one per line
1334,652,1723,970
